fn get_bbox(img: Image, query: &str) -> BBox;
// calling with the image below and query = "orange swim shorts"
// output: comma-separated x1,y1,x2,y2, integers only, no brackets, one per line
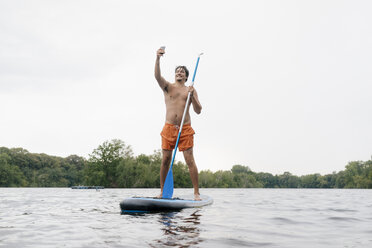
161,123,195,151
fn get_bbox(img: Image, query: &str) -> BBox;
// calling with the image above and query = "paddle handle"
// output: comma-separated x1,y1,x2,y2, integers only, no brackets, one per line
190,55,201,86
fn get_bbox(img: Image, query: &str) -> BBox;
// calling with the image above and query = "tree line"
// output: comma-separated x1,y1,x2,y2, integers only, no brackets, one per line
1,140,371,188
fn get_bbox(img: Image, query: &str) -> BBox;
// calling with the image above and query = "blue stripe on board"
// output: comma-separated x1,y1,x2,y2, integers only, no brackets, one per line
122,210,148,213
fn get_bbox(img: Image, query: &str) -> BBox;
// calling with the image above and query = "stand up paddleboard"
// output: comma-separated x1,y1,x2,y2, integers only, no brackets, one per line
120,195,213,214
120,51,212,214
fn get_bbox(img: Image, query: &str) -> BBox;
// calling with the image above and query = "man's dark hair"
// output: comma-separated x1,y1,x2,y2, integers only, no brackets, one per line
175,66,189,81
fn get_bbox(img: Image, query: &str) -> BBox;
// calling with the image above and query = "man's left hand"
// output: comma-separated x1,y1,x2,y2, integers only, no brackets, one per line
188,86,195,96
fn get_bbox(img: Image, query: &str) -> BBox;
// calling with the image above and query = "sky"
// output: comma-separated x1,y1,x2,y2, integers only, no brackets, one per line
1,0,371,176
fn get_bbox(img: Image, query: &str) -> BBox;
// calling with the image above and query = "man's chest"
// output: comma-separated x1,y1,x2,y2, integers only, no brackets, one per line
165,87,188,102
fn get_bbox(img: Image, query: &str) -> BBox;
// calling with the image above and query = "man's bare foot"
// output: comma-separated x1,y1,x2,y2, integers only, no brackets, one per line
155,193,162,199
194,193,201,201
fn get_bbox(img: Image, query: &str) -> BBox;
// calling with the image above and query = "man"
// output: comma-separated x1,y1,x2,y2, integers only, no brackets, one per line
154,47,202,201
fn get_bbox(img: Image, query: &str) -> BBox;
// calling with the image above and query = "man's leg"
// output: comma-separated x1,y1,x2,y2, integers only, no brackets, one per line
183,148,201,200
158,149,172,197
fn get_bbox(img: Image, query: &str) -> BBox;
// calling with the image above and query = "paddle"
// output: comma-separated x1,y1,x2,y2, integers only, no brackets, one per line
162,53,204,199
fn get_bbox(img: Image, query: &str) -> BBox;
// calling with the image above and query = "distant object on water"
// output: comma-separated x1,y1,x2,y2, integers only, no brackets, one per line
71,186,104,189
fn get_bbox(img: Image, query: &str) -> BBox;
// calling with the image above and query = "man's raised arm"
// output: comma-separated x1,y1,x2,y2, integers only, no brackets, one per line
154,48,169,91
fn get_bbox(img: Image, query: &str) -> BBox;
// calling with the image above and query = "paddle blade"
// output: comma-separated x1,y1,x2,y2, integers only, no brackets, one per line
162,168,174,199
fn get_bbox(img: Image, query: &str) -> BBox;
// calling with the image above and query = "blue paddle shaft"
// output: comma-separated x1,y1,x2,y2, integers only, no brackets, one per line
191,56,201,85
162,54,202,199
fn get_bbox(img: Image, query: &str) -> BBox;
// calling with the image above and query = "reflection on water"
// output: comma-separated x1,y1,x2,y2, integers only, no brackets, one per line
152,210,202,247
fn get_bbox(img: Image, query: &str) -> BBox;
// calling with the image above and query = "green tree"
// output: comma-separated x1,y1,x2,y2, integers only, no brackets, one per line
255,172,278,188
214,170,234,188
0,153,27,186
231,164,251,174
335,171,346,188
199,170,215,188
278,172,299,188
173,161,192,188
86,139,133,187
343,160,372,188
302,173,331,188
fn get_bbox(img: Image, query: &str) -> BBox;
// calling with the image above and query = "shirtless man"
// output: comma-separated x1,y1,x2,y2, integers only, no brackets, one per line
154,47,202,201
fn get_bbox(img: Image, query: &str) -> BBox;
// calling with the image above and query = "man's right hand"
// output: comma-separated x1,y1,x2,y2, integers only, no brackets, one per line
157,48,165,58
155,47,167,88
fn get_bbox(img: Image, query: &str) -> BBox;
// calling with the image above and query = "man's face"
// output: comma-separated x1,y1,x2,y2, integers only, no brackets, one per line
175,68,187,82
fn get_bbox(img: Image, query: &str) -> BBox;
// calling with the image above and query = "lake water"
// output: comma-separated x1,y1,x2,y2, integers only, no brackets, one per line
0,188,371,248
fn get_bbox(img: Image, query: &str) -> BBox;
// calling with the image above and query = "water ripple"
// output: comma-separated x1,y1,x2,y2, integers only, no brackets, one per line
327,216,361,222
0,188,372,247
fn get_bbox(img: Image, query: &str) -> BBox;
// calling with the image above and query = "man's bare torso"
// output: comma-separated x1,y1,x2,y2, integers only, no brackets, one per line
163,82,191,126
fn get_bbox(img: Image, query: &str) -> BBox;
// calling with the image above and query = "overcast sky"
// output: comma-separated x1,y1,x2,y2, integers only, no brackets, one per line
1,0,371,175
